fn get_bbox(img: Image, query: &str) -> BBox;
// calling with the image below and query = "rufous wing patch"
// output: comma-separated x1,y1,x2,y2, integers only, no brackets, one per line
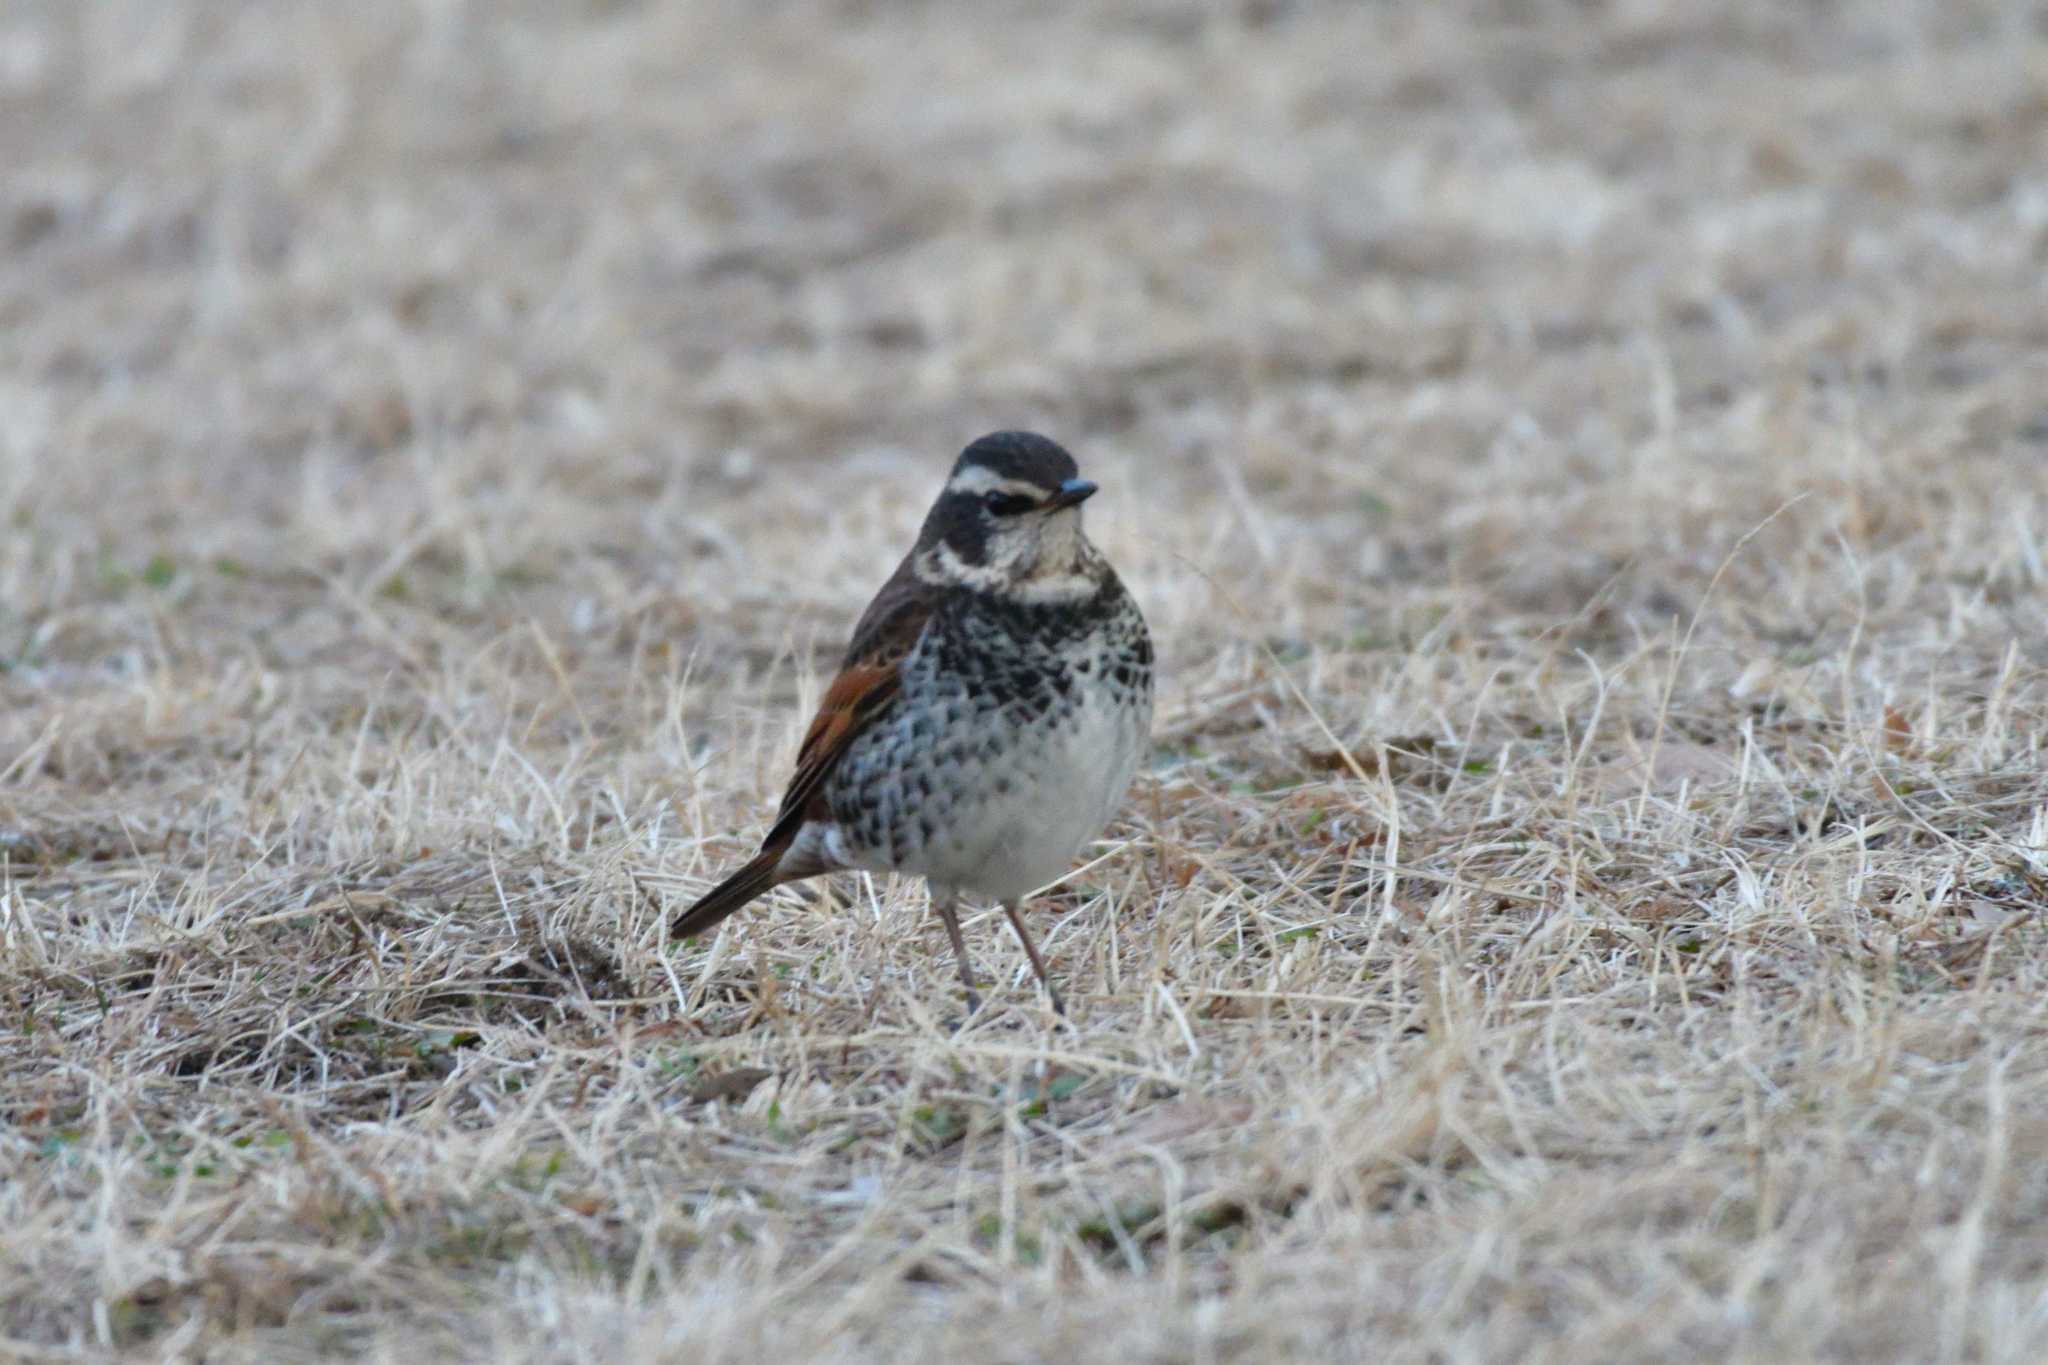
764,661,902,847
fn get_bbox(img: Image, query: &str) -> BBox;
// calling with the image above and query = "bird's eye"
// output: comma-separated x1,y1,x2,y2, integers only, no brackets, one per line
984,492,1037,517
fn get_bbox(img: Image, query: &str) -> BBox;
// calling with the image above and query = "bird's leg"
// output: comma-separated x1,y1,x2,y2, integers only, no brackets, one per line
1001,900,1065,1017
931,888,983,1015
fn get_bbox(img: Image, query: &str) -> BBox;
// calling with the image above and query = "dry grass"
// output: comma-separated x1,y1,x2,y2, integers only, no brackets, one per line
4,1,2048,1359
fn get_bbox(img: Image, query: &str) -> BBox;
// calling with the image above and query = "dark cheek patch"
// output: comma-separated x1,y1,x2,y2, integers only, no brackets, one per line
919,491,991,566
945,520,989,565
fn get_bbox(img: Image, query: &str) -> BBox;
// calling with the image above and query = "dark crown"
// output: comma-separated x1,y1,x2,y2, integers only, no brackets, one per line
953,431,1079,491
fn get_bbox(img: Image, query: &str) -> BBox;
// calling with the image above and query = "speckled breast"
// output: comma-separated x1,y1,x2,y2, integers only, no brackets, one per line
825,578,1153,900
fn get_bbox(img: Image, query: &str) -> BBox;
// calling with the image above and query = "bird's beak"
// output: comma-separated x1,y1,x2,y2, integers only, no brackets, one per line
1043,478,1098,512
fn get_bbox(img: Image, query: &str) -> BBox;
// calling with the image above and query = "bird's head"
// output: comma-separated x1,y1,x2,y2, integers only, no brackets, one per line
913,431,1106,602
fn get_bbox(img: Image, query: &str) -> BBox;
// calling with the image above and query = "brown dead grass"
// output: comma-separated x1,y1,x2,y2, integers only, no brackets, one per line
4,0,2048,1359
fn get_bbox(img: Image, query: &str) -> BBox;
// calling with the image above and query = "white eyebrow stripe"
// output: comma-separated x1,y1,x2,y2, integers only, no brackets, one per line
945,467,1049,499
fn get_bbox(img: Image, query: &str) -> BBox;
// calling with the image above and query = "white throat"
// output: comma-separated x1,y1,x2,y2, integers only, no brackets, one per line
914,539,1102,604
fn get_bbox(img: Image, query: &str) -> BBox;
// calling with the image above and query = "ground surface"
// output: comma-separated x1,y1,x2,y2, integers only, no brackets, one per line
4,1,2048,1360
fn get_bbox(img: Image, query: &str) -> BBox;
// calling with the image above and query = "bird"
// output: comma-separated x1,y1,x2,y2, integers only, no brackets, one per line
672,430,1154,1015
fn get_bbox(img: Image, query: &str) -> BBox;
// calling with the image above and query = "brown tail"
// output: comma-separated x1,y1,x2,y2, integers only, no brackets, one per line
671,850,784,940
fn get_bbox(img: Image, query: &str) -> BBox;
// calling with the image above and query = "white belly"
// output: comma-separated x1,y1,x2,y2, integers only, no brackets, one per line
915,692,1146,900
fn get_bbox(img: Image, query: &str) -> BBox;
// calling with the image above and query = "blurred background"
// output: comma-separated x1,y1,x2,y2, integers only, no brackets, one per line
7,0,2043,682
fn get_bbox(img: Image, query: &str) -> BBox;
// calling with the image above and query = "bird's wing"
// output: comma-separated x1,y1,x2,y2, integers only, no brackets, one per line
761,554,937,849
